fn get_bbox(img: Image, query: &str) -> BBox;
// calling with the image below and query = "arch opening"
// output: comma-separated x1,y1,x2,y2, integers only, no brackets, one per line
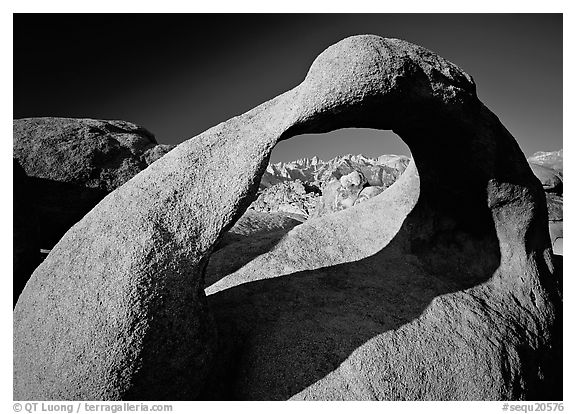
247,128,410,219
203,119,504,399
208,127,413,283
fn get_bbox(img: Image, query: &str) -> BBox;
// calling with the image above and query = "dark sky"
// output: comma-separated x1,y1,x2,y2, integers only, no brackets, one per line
13,14,562,163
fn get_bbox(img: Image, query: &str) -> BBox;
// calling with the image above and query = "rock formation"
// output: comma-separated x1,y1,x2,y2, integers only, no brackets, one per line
255,153,408,219
314,170,367,216
14,35,561,401
528,150,563,255
261,153,408,190
12,118,175,302
215,209,302,250
529,163,562,194
547,194,563,255
13,117,175,249
249,180,320,219
355,185,385,205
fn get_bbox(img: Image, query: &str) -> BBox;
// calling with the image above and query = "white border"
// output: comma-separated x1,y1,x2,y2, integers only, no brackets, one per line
2,2,573,411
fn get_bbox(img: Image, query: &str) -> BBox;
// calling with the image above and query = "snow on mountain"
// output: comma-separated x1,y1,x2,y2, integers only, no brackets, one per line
260,153,411,190
528,149,563,173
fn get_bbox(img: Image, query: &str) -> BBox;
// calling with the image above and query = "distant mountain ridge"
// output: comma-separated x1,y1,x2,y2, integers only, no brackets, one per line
262,150,563,190
260,153,411,189
256,150,563,251
528,149,563,174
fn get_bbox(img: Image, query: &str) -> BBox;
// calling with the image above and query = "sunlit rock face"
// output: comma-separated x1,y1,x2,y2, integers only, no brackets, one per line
14,35,561,401
529,162,562,194
13,117,176,248
12,117,176,304
250,179,320,219
527,150,563,256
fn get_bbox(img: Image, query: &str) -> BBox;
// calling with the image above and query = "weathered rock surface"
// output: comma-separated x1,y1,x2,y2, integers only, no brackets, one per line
546,193,563,256
313,171,389,217
15,35,561,401
313,170,366,216
206,211,302,289
355,185,385,204
142,143,176,165
335,170,366,209
13,117,175,249
552,238,563,255
215,209,302,250
527,150,563,256
12,118,176,304
249,180,320,219
14,118,162,192
529,163,562,194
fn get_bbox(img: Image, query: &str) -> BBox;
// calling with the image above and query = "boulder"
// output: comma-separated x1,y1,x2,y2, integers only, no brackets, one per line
355,186,385,205
545,193,563,222
335,170,367,210
544,187,563,257
339,170,366,189
529,162,562,194
250,180,319,219
13,117,175,249
552,238,563,255
15,35,560,401
312,180,342,217
313,170,368,217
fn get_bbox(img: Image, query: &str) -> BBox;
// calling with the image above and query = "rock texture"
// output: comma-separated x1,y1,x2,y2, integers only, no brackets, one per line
215,209,302,250
313,170,388,217
545,191,563,256
355,185,385,204
13,117,175,249
249,180,320,219
529,163,562,194
14,36,560,401
12,118,176,303
528,150,563,255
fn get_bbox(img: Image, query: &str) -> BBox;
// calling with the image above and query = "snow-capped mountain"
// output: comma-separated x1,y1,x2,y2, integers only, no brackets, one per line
528,149,563,174
260,153,411,190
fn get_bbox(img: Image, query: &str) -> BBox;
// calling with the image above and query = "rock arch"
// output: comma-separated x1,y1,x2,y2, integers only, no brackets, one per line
14,35,560,400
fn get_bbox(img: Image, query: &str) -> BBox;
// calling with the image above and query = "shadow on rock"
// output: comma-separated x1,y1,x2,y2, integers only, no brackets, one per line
204,187,503,399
